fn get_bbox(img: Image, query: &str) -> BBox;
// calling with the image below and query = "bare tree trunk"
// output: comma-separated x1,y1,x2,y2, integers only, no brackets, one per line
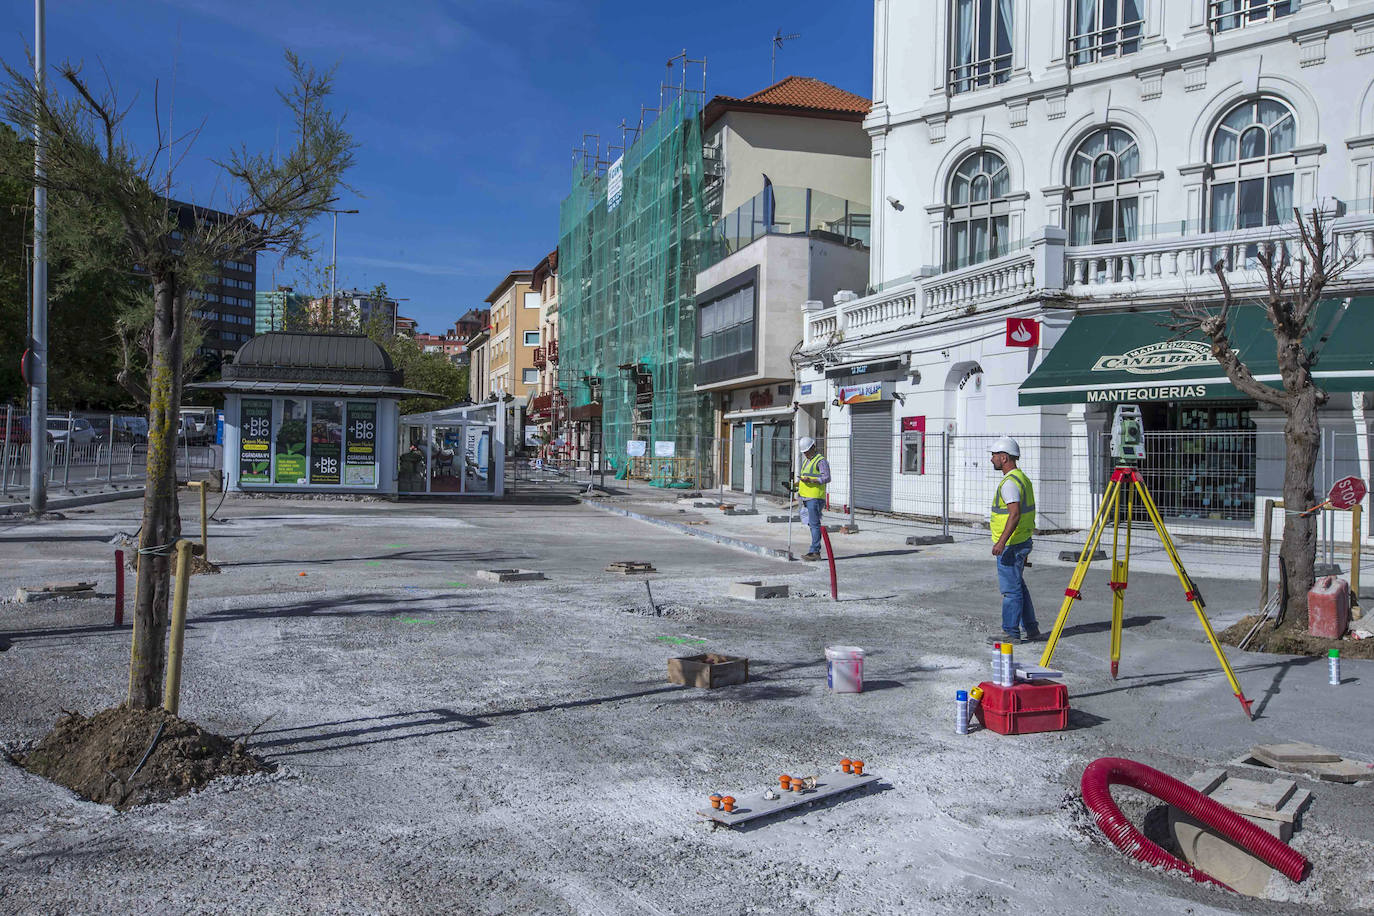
128,277,183,709
1278,387,1321,628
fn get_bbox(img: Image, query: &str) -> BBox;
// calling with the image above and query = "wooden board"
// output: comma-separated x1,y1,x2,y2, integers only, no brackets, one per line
697,771,881,827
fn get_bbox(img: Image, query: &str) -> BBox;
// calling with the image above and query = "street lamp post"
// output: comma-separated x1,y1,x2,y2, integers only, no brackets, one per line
328,208,359,328
29,0,47,513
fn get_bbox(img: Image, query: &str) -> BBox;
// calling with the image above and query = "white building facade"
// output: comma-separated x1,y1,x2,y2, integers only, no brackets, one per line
799,0,1374,536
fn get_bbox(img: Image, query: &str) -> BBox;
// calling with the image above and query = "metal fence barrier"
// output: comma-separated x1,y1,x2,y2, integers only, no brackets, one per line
1,439,219,497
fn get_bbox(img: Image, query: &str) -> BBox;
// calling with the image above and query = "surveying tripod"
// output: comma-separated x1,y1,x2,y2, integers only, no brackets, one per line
1038,465,1255,720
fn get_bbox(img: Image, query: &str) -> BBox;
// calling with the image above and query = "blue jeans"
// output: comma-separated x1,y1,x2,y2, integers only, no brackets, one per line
997,539,1038,635
801,497,824,554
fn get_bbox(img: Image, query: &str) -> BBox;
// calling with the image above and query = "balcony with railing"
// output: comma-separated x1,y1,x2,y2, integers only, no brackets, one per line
700,185,870,273
532,346,547,369
804,208,1374,347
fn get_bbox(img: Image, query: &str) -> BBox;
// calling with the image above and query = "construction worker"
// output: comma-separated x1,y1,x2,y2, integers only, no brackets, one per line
989,436,1041,645
795,436,830,561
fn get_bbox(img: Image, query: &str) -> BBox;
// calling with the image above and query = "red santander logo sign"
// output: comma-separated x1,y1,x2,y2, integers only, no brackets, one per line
1006,317,1039,348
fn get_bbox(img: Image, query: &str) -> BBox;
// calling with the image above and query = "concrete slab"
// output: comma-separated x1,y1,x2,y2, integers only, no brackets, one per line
766,515,801,523
15,582,99,603
723,509,758,517
698,770,882,827
728,581,789,600
605,561,657,575
475,568,547,583
907,534,954,545
1059,549,1108,561
1247,742,1373,783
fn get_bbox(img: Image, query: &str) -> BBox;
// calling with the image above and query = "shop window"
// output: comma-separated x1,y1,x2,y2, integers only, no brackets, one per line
1127,402,1257,523
948,0,1013,94
1066,128,1140,246
696,275,757,385
1068,0,1142,66
1208,98,1296,232
945,150,1012,270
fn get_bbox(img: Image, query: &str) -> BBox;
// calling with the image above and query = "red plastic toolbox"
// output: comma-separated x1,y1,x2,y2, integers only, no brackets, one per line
975,680,1070,735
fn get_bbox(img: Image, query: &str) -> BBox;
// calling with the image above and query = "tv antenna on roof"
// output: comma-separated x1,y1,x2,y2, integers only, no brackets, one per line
771,30,801,83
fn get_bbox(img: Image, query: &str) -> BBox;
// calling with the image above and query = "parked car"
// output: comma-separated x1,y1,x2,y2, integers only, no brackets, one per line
111,415,149,443
47,416,97,448
1,413,31,444
179,407,215,446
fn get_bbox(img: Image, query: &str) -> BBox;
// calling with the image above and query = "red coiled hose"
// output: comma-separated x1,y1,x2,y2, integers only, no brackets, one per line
1080,757,1310,890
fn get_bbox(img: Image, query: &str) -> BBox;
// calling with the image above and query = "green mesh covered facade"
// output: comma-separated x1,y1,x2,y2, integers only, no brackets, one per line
557,96,715,483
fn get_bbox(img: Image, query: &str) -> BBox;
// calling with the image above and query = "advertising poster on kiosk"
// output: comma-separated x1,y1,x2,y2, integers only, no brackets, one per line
310,401,342,485
274,400,308,484
344,402,377,485
239,399,272,483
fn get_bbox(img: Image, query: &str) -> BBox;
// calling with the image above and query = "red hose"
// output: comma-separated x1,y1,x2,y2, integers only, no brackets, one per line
1080,757,1309,890
820,527,837,600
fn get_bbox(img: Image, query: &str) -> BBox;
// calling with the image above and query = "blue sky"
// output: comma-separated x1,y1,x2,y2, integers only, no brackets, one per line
0,1,872,333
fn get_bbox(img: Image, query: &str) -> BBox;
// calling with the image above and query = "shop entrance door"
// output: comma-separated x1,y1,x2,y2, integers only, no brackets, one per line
731,425,746,490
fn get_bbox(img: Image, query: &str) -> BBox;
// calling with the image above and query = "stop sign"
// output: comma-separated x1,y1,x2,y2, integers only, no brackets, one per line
1327,476,1367,510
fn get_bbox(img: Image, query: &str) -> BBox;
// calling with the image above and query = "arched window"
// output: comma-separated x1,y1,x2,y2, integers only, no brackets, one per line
1208,98,1296,231
946,150,1011,269
1066,127,1140,246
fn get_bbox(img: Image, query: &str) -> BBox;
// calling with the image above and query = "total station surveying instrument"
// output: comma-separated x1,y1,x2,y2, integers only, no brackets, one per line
1038,404,1255,719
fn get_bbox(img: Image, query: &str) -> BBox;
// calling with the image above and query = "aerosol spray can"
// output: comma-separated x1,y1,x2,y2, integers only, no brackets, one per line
955,690,969,735
969,686,983,726
1329,648,1341,686
1000,641,1015,687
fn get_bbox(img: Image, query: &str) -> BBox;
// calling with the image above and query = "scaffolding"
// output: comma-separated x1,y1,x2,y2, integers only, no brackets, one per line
557,58,715,487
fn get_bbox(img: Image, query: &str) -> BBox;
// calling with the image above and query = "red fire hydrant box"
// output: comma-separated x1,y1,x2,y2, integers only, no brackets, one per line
975,680,1070,735
1308,576,1350,639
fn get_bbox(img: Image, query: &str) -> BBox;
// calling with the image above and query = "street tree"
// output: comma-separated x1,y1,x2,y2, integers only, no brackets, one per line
2,51,356,707
1171,208,1359,630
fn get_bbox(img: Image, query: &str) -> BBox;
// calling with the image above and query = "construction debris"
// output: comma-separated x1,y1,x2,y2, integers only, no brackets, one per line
668,653,748,689
1168,770,1312,896
15,582,99,604
728,581,789,601
697,767,880,827
476,569,547,583
605,561,656,575
1241,741,1373,783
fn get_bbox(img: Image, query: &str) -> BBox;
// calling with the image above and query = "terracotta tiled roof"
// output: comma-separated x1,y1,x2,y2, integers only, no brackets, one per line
704,77,871,128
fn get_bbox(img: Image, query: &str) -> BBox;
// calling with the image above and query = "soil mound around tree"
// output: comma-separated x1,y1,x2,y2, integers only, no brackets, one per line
1219,615,1374,658
16,706,273,810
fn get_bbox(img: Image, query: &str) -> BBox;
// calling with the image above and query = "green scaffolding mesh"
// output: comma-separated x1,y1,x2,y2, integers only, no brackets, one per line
557,95,715,486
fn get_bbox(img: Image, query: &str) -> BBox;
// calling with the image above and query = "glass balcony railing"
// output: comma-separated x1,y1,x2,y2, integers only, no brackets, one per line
699,186,870,271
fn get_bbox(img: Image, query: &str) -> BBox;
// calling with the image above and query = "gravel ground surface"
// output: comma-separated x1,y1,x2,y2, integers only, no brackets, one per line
0,493,1370,915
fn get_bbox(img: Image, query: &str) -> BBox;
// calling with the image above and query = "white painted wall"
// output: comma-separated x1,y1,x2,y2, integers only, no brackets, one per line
868,0,1374,287
712,111,872,216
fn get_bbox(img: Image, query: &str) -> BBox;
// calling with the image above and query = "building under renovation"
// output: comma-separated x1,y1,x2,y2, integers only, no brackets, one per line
557,60,716,486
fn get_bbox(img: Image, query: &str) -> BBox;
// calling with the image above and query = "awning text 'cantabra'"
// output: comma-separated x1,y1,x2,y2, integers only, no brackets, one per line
1018,299,1374,406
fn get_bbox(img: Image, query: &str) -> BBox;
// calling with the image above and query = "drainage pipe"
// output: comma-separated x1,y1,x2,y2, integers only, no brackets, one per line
820,526,837,601
1080,757,1309,891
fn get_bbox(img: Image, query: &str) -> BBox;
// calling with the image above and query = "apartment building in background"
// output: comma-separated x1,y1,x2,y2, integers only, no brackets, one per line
528,250,563,451
172,201,258,362
485,270,539,445
308,288,400,332
254,287,308,334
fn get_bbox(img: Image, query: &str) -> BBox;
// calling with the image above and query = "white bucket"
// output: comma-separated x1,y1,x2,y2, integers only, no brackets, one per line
825,645,865,693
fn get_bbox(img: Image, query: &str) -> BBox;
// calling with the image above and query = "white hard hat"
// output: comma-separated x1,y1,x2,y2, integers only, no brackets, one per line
799,436,816,452
990,436,1020,458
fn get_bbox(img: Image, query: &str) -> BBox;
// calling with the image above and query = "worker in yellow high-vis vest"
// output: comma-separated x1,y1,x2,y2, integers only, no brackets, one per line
796,436,831,561
989,436,1041,646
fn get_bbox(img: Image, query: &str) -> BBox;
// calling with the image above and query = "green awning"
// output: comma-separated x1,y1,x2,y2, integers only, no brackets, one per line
1018,298,1374,406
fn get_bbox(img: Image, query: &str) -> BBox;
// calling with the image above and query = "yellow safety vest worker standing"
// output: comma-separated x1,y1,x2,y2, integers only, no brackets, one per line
990,467,1036,545
798,453,827,499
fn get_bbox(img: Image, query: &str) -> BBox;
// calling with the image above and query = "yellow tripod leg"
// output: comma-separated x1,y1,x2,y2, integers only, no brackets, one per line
1040,476,1120,668
1108,484,1135,678
1134,475,1254,720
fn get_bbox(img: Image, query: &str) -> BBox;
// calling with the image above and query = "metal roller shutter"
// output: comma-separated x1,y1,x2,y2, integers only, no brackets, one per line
850,403,893,511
